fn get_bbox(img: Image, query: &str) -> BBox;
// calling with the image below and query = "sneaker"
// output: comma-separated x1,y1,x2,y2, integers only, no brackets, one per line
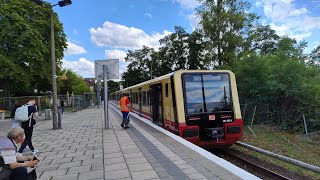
23,146,31,152
121,123,124,128
124,125,130,129
32,149,39,155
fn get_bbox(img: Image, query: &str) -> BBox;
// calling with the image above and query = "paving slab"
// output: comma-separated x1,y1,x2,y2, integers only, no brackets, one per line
0,104,259,180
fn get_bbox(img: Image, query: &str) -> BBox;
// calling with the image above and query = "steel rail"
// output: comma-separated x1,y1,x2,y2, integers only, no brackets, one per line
222,150,290,180
236,141,320,174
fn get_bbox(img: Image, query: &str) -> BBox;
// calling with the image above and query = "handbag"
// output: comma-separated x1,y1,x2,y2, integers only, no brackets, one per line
27,169,37,180
0,157,10,180
0,166,11,180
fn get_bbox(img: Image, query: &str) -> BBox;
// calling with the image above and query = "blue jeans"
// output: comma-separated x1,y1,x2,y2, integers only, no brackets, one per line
122,112,130,125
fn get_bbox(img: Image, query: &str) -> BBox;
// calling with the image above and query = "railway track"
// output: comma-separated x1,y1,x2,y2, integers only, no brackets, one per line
214,149,291,180
223,150,290,180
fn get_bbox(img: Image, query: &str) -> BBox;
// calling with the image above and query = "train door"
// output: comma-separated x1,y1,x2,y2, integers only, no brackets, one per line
151,84,163,126
163,82,172,129
138,88,142,115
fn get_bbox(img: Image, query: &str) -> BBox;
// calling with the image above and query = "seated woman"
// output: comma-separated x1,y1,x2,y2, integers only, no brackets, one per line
0,127,39,180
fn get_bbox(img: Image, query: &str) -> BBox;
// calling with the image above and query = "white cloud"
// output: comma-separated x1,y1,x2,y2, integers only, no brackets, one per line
289,7,308,16
188,13,201,30
62,58,94,78
89,21,171,50
175,0,199,9
145,13,152,19
291,32,312,41
105,49,127,62
64,42,87,56
259,0,320,41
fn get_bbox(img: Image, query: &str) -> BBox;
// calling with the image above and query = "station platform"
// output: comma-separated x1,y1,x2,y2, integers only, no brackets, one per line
0,103,259,180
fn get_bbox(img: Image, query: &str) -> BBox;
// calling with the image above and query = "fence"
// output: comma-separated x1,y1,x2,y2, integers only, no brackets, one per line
241,102,320,141
240,102,270,125
0,93,96,118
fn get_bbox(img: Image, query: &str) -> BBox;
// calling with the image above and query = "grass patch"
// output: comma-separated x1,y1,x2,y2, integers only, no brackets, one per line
234,125,320,179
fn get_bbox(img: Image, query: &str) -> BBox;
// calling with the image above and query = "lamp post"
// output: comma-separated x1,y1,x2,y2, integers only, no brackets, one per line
30,0,72,129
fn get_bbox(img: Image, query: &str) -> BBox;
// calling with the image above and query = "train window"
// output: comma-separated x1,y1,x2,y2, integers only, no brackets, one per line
147,90,151,106
135,92,138,104
143,91,147,106
165,83,168,97
137,92,139,104
132,92,136,104
184,73,232,113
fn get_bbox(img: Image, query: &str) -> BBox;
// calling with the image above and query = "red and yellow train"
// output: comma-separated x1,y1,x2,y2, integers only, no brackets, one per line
110,70,243,148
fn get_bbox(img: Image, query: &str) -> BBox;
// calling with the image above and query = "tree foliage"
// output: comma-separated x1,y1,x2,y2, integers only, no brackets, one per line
59,69,90,95
197,0,258,67
0,0,67,96
307,45,320,67
232,37,320,132
246,25,280,56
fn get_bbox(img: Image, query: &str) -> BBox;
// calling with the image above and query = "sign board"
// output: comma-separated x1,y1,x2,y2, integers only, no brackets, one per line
95,59,119,80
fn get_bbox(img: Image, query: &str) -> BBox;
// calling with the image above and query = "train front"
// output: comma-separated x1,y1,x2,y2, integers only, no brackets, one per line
179,71,243,148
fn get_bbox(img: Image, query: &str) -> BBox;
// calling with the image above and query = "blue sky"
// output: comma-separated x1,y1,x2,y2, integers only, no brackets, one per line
46,0,320,78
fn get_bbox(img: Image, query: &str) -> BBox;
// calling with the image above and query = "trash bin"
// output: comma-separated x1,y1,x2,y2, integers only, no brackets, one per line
45,109,51,120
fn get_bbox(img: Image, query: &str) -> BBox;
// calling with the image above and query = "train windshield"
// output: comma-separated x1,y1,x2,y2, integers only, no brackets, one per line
183,73,232,114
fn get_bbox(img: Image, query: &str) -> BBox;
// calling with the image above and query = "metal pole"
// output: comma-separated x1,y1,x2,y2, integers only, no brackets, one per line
250,105,256,127
37,96,41,116
103,65,109,129
50,10,58,130
97,80,100,108
303,114,309,139
150,60,153,80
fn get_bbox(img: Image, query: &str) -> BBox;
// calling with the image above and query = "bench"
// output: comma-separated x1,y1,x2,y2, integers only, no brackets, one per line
0,110,7,120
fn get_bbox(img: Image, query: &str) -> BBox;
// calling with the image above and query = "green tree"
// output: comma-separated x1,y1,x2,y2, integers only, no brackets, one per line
197,0,258,67
233,37,320,132
188,30,211,69
309,45,320,66
0,0,67,96
108,80,120,93
59,70,90,95
124,46,155,85
246,25,280,56
160,26,189,70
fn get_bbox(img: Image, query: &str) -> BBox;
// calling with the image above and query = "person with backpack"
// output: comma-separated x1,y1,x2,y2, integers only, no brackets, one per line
0,127,39,180
15,98,39,155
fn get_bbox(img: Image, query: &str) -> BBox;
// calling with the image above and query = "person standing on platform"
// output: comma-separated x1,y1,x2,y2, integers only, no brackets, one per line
120,92,130,128
60,100,65,114
17,98,39,155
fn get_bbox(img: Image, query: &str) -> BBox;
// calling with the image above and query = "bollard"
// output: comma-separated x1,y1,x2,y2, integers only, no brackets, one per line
45,109,51,120
57,110,62,129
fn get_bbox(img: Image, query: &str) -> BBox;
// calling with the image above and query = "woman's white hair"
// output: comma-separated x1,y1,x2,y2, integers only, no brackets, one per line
7,127,24,139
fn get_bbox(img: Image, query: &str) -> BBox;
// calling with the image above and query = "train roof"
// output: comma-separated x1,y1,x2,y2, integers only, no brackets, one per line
118,69,233,92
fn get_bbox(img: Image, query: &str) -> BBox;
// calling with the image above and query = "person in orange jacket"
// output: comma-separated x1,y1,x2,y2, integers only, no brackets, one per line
120,92,130,128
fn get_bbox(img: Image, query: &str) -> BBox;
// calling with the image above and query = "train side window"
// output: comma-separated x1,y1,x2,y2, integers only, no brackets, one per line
143,91,147,106
165,83,168,97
